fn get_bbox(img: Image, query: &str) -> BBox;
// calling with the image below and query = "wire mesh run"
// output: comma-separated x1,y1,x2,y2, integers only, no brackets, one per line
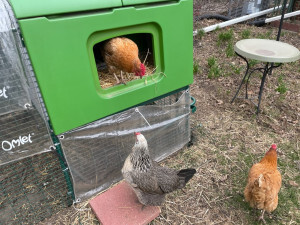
60,90,191,201
228,0,294,18
228,0,270,18
0,151,73,224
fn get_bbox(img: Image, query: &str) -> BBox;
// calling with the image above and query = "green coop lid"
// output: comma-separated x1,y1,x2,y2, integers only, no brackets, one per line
8,0,177,19
8,0,123,19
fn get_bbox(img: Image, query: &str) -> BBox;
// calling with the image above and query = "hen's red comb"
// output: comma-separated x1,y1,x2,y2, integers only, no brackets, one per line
134,132,141,136
140,63,146,76
271,144,277,150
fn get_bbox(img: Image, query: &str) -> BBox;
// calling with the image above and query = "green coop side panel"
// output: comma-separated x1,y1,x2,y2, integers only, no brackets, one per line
18,0,193,134
9,0,123,19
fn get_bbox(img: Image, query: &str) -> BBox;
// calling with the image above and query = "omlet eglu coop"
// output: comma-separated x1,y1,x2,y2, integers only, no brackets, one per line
10,0,193,134
0,0,193,222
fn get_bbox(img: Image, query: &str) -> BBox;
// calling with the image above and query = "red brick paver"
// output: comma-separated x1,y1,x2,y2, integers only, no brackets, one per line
90,181,160,225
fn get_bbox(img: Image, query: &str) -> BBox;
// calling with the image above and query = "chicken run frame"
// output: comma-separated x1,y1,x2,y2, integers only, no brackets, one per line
0,0,194,223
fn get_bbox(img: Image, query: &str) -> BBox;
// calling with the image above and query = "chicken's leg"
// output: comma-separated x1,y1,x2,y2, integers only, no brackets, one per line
258,210,266,224
120,71,127,85
113,73,121,84
113,72,127,85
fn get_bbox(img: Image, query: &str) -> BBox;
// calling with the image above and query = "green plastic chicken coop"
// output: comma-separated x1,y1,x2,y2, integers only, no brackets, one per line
9,0,193,134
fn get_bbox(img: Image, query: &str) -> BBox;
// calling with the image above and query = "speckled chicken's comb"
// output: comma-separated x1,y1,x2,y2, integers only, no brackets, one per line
134,132,141,136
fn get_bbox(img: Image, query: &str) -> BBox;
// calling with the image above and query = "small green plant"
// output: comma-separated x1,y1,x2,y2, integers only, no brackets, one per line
197,29,205,39
226,42,235,57
217,29,233,46
207,57,222,78
208,66,221,79
241,29,251,39
276,74,288,94
193,60,200,74
207,56,216,68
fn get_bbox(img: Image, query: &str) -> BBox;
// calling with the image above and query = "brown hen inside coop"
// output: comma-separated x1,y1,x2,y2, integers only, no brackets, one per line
93,33,155,89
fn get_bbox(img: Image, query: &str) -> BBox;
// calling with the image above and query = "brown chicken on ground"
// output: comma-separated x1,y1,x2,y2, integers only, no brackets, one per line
244,144,282,224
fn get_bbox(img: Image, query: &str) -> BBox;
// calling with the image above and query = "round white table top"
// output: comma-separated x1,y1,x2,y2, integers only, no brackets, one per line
234,39,300,63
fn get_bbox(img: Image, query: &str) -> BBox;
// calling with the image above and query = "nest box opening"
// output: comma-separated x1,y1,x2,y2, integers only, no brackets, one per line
93,33,155,89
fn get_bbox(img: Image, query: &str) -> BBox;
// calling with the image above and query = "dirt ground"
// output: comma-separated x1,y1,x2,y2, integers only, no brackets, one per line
40,1,300,224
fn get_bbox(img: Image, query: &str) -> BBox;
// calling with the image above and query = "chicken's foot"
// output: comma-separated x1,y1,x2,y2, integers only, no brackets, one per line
113,72,127,85
120,71,127,85
258,210,266,224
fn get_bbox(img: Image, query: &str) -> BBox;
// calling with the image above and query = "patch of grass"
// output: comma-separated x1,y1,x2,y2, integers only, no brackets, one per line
226,42,235,57
275,74,288,95
217,29,236,58
208,56,216,68
241,29,251,39
207,56,222,78
217,29,233,46
256,30,272,39
208,66,222,79
193,60,200,74
197,29,205,39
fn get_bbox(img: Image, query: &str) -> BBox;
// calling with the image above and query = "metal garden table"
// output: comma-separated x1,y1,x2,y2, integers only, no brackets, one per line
231,38,300,114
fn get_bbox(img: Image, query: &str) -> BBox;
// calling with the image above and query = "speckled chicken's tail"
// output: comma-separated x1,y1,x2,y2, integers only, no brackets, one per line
177,168,196,184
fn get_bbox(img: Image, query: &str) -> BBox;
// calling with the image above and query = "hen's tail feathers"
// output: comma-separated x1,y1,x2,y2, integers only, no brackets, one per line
177,168,196,184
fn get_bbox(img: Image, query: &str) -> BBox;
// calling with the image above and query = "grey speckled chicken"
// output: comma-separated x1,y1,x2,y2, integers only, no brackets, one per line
122,132,196,206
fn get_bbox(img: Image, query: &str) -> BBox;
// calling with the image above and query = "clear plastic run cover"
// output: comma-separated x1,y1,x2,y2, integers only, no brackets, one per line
60,91,191,201
0,0,53,165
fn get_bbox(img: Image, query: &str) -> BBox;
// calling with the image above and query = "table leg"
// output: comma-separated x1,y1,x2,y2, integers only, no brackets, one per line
231,66,249,103
231,53,249,103
256,63,269,114
232,52,283,114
